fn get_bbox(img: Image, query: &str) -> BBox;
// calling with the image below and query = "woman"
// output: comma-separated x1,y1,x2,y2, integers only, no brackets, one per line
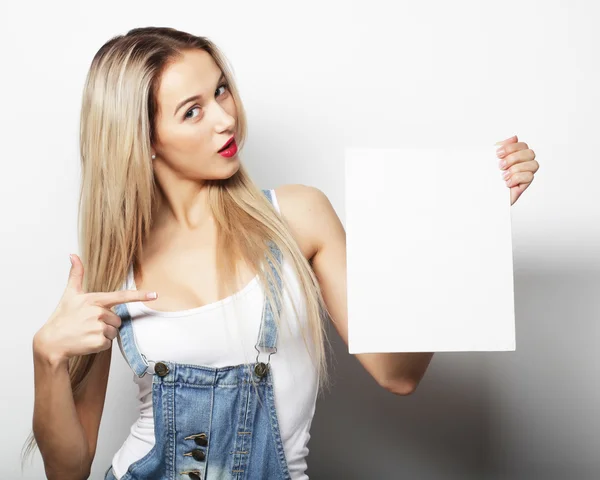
24,27,539,480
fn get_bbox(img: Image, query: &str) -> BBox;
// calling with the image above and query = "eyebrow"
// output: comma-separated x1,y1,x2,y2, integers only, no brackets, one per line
173,73,226,116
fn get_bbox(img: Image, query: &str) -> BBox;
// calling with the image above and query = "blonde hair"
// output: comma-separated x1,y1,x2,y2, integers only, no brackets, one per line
22,26,330,466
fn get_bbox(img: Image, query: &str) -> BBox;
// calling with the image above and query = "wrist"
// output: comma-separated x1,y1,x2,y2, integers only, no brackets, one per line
33,329,69,369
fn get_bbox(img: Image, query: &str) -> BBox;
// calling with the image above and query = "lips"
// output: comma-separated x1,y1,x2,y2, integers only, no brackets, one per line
218,136,235,152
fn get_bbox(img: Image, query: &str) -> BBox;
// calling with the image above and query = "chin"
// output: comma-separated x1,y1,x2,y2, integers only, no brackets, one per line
211,156,241,180
225,155,241,175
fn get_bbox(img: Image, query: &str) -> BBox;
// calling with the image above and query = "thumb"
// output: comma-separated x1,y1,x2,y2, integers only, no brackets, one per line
67,253,85,294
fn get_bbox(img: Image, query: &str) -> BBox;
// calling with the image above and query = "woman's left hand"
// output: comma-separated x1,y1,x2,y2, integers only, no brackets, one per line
495,135,539,205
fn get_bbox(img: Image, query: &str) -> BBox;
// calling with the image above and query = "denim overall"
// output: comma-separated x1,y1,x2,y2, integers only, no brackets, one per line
105,190,292,480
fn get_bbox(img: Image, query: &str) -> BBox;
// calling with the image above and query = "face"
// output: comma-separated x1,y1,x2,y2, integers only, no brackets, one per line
152,49,239,180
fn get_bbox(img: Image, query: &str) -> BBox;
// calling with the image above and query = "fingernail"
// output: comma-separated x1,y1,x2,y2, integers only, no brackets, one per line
496,147,506,157
146,292,158,299
499,160,507,169
502,170,511,179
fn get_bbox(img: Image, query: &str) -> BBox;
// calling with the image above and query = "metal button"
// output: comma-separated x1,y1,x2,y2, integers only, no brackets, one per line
254,362,268,378
194,434,208,447
155,362,169,377
188,473,201,480
191,449,206,461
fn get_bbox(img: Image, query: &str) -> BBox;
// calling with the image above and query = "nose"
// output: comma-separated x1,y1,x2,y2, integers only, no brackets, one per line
210,101,236,133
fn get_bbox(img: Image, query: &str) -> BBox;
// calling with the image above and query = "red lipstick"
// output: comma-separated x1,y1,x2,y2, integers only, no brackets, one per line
218,136,237,158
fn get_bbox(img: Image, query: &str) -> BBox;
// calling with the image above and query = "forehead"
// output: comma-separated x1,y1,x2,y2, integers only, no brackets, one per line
156,49,222,108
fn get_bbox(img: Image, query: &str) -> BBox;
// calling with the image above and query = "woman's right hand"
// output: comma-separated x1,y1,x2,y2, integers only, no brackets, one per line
33,253,159,365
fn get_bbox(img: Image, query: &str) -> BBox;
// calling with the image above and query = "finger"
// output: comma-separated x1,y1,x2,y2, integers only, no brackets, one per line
87,289,159,309
494,135,518,146
99,310,123,329
505,172,534,188
499,147,535,170
66,254,85,294
502,159,540,178
510,182,528,205
103,323,119,341
497,141,529,157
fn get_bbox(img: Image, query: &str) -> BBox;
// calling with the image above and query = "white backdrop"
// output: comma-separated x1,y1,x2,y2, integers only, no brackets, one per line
1,1,598,479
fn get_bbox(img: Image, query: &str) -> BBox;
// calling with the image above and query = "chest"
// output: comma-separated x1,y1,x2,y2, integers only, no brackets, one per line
133,230,257,313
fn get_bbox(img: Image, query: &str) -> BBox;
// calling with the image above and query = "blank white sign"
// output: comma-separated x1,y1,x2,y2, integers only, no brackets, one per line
345,147,515,354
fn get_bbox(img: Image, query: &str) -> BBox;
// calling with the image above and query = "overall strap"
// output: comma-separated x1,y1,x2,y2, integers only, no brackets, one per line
114,302,152,377
254,189,284,368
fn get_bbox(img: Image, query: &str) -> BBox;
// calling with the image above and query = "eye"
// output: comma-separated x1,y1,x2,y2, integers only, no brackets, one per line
216,83,229,97
184,106,201,120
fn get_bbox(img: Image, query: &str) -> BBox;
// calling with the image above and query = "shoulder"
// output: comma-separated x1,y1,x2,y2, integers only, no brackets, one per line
272,184,342,261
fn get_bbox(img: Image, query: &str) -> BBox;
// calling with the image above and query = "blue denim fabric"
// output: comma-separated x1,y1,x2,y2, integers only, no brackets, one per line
105,189,291,480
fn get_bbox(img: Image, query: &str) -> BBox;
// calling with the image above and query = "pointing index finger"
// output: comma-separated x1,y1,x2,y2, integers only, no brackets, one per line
88,290,158,309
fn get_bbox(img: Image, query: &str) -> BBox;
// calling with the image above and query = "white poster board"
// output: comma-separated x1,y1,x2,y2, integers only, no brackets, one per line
345,147,515,353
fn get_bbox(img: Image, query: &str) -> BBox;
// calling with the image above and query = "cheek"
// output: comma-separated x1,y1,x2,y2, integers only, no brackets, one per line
165,123,211,156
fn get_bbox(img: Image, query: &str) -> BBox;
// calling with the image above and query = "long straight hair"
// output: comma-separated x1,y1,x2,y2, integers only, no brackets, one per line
22,26,331,466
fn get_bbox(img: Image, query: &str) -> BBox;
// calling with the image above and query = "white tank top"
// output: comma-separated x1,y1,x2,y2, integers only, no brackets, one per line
111,190,319,479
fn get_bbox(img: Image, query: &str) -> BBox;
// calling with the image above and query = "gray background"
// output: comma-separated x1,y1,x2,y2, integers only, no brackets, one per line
2,0,598,479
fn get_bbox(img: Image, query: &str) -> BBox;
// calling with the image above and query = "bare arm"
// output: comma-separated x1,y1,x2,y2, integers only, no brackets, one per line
30,253,160,479
32,334,112,480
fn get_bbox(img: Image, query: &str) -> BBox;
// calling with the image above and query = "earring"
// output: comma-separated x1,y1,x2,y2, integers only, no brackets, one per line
151,154,156,160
